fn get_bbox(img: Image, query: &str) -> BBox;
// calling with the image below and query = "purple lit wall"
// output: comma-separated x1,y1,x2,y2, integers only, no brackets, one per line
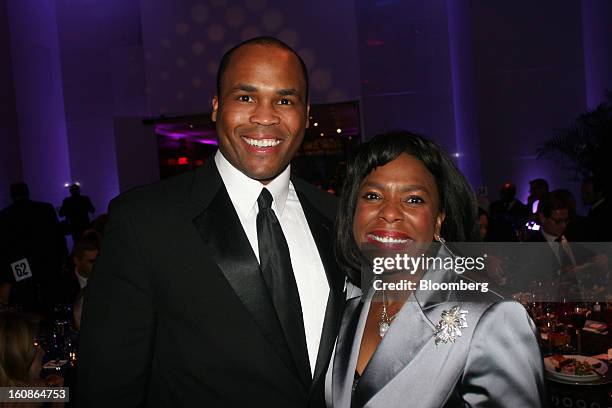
114,117,160,192
472,0,587,207
53,0,147,214
581,0,612,109
0,0,22,208
355,0,457,151
6,0,71,208
3,0,610,217
138,0,361,115
446,0,481,188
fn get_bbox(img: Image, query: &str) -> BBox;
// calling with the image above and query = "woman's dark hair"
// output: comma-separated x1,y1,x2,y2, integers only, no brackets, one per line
335,130,479,285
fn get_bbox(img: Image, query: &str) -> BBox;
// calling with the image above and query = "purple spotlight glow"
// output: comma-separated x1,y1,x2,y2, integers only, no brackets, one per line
154,125,218,146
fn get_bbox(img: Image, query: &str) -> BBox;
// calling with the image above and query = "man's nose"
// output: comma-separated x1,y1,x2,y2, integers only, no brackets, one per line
250,102,280,126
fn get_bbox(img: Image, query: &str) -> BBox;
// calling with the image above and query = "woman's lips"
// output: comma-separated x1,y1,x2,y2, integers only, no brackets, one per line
365,230,413,249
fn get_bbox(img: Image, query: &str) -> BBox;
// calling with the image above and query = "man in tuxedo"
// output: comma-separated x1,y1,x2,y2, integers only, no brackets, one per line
489,182,529,240
581,177,612,241
0,182,67,313
77,37,344,407
56,231,99,306
520,191,603,298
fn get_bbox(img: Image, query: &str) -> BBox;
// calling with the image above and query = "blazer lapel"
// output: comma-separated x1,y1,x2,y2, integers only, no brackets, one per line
296,190,346,393
352,249,457,407
332,291,365,408
190,162,300,382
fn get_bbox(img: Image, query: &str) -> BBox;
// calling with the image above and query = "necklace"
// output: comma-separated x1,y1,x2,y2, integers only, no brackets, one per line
378,289,399,338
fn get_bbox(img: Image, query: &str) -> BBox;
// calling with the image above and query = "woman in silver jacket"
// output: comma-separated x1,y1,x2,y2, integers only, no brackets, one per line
326,130,545,408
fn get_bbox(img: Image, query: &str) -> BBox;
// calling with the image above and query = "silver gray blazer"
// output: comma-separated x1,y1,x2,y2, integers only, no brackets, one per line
325,249,546,408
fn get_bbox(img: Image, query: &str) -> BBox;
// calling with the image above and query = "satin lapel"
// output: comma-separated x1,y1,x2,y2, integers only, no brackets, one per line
352,249,457,408
191,167,298,380
296,191,346,391
331,295,366,408
352,296,436,408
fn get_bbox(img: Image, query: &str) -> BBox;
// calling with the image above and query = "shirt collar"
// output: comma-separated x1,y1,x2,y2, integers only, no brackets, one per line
541,230,563,243
214,150,290,218
74,269,88,289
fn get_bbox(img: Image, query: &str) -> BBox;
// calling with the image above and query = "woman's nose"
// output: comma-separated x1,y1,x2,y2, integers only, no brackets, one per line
378,200,403,223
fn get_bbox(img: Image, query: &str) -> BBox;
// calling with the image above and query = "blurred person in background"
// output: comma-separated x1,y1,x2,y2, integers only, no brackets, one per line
478,207,489,240
555,188,587,242
581,177,612,241
0,311,64,407
488,182,528,241
527,178,549,214
59,184,95,242
58,231,100,331
0,183,67,315
56,231,100,307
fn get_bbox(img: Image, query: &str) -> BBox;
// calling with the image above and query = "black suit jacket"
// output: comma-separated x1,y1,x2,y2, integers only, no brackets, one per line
76,160,345,407
516,231,588,298
586,199,612,241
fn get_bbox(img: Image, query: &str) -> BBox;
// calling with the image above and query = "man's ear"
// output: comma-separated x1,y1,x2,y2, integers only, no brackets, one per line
305,104,310,128
211,96,219,122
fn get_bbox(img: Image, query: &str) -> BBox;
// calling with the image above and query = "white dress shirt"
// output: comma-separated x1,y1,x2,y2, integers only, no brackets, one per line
75,270,88,289
214,151,330,375
542,231,576,266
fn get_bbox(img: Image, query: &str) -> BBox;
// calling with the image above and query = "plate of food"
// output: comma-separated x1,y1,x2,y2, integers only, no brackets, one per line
544,355,608,382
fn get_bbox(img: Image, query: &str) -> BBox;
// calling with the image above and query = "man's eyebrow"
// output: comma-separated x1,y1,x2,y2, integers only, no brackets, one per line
277,88,299,96
231,84,257,92
229,85,302,98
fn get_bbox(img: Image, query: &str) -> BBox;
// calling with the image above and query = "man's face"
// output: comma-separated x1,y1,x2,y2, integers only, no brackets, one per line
539,208,569,237
529,183,546,201
212,44,309,183
74,249,98,278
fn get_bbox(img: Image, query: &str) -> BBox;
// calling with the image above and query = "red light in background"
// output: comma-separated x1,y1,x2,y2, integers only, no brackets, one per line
178,157,189,165
366,39,384,46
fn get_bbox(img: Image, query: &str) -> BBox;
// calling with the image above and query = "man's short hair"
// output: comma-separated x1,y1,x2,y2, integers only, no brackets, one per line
215,36,309,102
537,191,567,218
530,178,549,192
72,231,100,259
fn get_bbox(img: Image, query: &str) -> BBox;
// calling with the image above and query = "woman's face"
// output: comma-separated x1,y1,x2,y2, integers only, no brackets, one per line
353,153,445,251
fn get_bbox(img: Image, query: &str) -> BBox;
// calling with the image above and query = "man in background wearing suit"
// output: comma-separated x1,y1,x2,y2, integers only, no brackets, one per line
77,37,344,407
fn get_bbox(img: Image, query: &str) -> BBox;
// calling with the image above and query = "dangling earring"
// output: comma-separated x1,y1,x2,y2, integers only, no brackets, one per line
434,234,457,258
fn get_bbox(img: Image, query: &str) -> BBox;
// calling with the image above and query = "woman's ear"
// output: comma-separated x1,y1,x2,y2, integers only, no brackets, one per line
434,212,446,237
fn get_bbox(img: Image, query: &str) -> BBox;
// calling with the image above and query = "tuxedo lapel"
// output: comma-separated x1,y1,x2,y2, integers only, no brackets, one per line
190,162,300,382
296,190,346,393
